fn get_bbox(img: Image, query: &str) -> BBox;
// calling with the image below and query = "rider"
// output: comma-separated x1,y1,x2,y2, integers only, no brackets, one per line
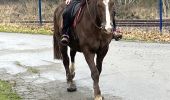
61,0,82,45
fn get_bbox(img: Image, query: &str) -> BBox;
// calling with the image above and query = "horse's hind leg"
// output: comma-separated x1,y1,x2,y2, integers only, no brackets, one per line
83,49,103,100
60,46,77,92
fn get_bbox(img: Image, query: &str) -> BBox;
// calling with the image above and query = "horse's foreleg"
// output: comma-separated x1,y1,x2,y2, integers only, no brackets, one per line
70,49,77,78
83,49,103,100
61,46,77,92
96,45,109,75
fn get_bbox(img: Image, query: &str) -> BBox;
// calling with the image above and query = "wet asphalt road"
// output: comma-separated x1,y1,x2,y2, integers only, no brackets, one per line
0,32,170,100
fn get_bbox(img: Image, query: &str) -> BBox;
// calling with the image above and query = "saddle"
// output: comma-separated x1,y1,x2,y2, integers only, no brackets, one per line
71,2,81,19
70,1,85,28
67,1,86,40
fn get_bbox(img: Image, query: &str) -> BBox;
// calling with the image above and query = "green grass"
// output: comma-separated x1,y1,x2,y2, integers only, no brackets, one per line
0,80,21,100
14,61,39,74
0,24,53,35
27,67,39,74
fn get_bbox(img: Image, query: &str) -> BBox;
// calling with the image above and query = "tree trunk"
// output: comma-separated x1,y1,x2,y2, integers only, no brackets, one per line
163,0,169,17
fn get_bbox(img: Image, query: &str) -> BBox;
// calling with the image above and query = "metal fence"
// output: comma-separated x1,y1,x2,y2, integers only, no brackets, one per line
0,0,170,29
0,0,60,22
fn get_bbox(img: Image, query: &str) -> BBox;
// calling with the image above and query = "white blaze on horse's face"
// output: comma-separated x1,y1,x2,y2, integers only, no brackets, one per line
103,0,112,33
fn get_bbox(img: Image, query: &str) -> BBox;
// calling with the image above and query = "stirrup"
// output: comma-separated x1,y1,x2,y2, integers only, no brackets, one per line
62,34,69,39
61,35,69,45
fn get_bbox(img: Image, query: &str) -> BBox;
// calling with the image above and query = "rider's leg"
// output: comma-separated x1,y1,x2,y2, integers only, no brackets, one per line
61,4,73,45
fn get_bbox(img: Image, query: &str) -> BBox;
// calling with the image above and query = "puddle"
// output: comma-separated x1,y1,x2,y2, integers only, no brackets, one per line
40,71,65,81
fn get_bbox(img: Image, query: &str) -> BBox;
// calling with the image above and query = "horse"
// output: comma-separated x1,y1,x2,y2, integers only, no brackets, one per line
53,0,117,99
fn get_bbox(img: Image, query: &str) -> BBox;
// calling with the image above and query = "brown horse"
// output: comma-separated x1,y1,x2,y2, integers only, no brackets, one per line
53,0,118,99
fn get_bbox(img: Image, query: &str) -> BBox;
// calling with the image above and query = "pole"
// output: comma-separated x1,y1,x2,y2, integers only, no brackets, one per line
38,0,42,25
159,0,163,33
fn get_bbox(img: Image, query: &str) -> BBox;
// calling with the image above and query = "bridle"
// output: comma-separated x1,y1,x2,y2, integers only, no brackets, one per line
85,0,115,48
85,0,114,34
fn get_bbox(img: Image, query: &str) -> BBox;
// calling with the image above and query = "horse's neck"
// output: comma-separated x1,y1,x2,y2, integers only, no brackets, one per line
83,1,97,27
75,1,107,39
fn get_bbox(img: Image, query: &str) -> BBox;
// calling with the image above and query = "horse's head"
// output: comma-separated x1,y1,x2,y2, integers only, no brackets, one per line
96,0,115,33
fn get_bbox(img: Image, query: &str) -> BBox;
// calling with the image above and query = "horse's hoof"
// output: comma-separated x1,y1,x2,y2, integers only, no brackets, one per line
67,86,77,92
94,95,104,100
67,82,77,92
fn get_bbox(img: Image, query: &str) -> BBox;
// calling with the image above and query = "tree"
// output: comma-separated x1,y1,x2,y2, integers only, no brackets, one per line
162,0,169,17
116,0,136,5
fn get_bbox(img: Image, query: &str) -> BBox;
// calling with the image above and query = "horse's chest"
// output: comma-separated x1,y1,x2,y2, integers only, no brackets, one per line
69,38,81,52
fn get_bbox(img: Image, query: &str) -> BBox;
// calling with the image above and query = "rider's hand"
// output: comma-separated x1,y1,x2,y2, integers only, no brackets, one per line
65,0,71,5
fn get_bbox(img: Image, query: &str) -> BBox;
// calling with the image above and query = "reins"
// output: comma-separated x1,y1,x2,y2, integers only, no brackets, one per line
85,0,109,34
85,0,102,30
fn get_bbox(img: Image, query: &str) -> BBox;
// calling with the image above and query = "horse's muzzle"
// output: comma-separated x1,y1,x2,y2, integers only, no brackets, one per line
101,24,112,34
106,28,112,33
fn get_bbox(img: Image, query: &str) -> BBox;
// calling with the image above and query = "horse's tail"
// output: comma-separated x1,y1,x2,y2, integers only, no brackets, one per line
53,34,62,59
53,10,62,60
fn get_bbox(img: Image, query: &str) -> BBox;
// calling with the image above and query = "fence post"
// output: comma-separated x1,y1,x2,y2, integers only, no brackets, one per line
159,0,163,33
38,0,42,25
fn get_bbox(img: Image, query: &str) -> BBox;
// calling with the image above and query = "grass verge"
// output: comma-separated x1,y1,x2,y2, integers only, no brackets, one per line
0,24,53,35
0,80,21,100
120,27,170,43
0,24,170,43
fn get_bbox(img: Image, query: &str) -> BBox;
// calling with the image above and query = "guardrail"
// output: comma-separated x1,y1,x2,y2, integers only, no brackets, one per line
117,19,170,27
2,19,170,27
